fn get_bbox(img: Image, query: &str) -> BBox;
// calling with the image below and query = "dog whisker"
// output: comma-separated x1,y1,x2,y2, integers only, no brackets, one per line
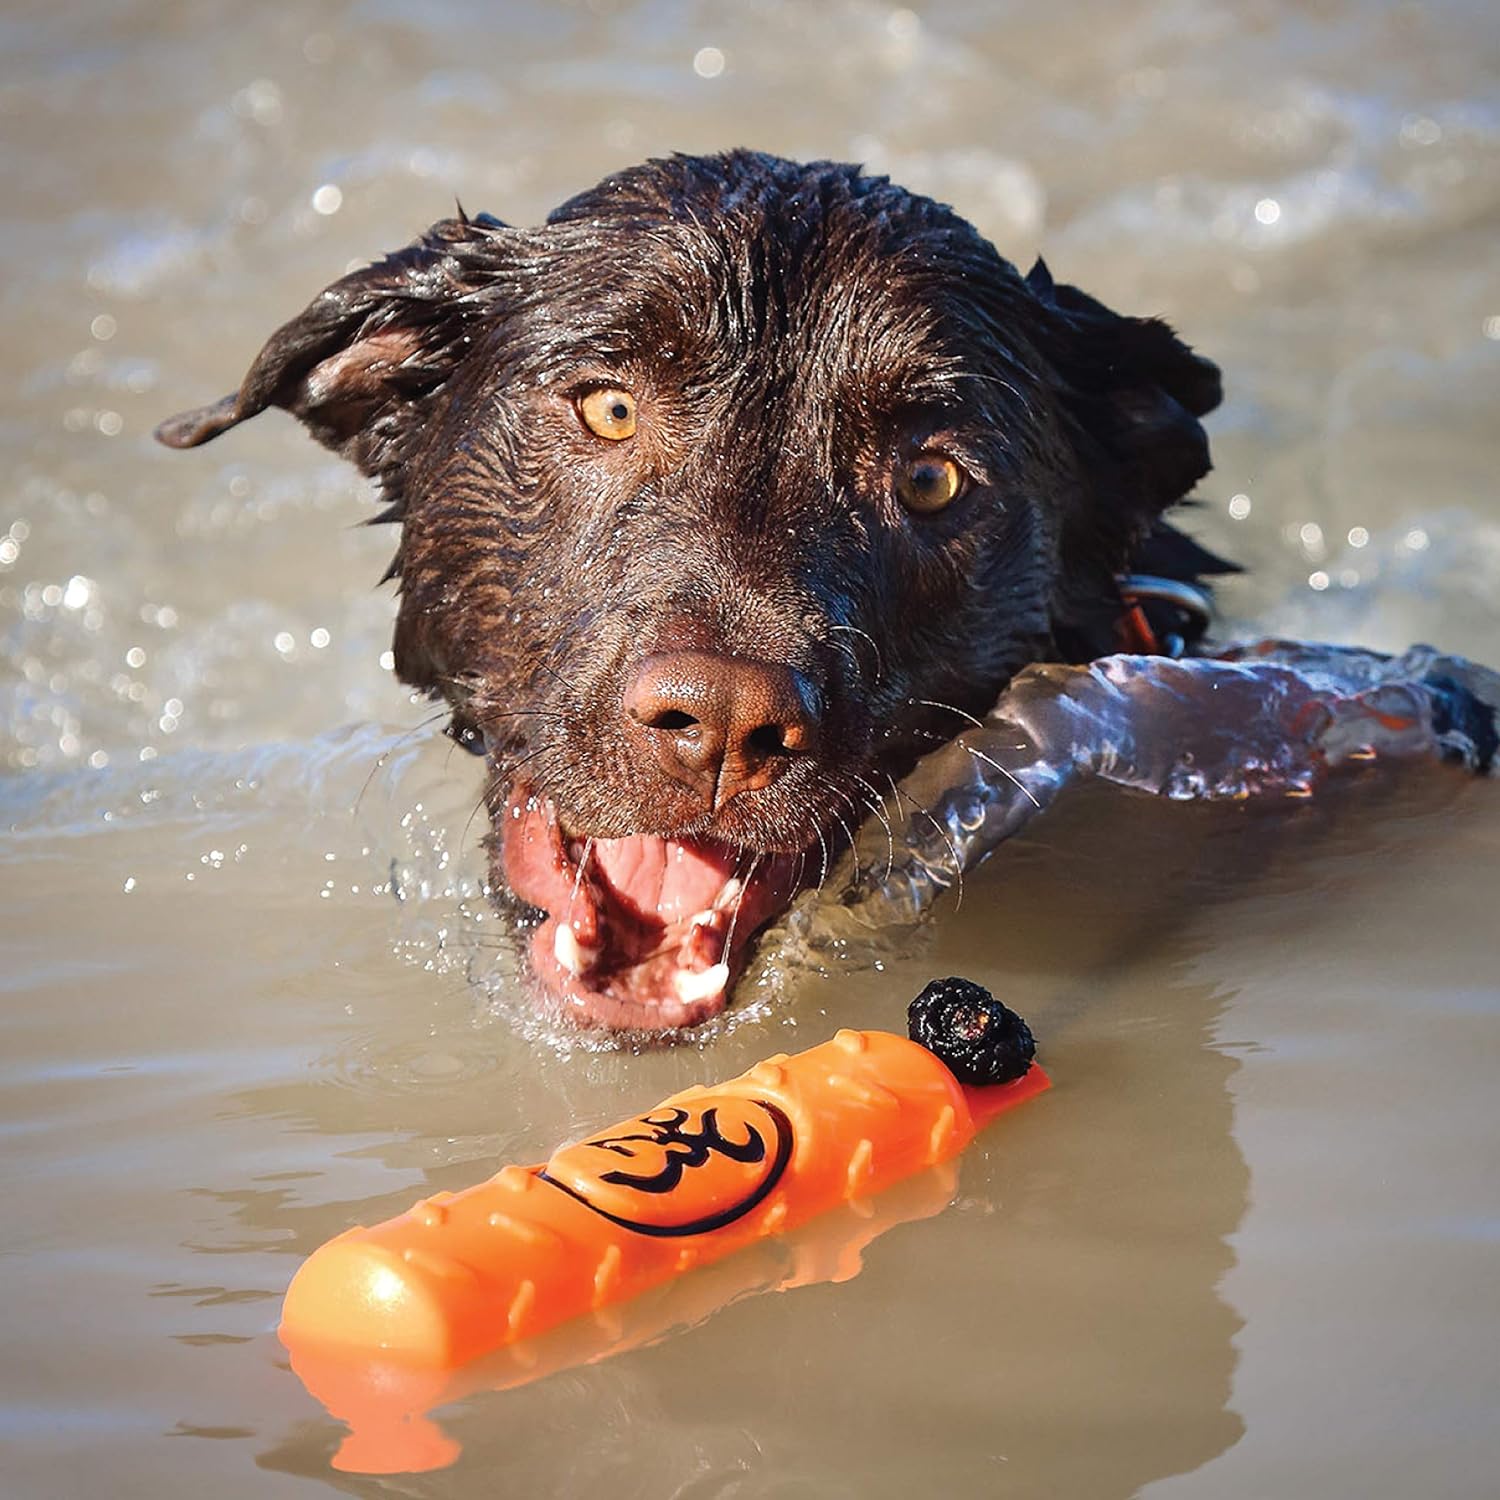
825,636,863,680
912,696,987,730
566,836,595,931
850,772,897,883
529,658,580,697
720,851,761,970
827,810,857,889
463,740,561,852
353,708,449,818
960,740,1042,810
828,624,884,684
887,771,965,910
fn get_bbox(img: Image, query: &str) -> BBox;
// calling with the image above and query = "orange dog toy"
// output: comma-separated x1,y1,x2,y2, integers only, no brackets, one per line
280,979,1049,1373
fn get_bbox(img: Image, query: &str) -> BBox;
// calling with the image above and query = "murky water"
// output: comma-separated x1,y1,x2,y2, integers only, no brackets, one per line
4,1,1499,1495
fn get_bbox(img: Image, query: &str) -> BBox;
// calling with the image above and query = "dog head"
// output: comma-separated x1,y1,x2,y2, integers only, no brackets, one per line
160,151,1219,1028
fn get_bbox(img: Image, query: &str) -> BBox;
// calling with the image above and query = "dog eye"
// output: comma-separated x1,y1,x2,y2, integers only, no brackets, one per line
895,452,966,514
578,387,638,441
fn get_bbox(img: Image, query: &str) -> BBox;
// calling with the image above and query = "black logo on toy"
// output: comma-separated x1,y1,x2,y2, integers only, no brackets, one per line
540,1097,794,1237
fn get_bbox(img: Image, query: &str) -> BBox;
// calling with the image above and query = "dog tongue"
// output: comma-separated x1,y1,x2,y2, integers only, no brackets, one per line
499,795,739,928
499,789,794,1029
589,836,739,923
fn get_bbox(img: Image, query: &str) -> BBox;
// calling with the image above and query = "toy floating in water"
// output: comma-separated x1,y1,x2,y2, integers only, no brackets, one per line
280,980,1048,1470
282,979,1044,1366
290,1149,976,1474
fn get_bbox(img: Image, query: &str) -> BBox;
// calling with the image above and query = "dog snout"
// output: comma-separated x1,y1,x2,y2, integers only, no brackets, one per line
624,650,822,810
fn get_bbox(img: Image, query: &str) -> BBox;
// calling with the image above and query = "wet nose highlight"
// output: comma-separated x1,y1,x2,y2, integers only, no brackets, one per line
624,650,821,806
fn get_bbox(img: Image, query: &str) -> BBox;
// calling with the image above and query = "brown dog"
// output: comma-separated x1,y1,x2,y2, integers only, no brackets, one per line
159,150,1228,1029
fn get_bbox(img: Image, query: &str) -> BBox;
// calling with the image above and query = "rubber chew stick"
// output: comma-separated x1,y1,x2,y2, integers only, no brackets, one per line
291,1159,971,1476
280,984,1048,1370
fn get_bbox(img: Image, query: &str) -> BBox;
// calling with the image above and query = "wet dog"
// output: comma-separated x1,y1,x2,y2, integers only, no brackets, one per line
158,150,1229,1029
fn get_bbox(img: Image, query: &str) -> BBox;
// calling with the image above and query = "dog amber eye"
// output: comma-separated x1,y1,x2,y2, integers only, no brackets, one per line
895,453,965,514
578,388,638,441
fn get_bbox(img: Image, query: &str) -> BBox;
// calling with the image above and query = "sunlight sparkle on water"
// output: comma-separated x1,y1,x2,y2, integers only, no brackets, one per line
888,8,921,41
1399,114,1442,147
692,47,726,78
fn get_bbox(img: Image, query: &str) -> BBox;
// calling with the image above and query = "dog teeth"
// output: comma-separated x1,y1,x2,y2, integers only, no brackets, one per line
553,924,599,978
673,962,729,1005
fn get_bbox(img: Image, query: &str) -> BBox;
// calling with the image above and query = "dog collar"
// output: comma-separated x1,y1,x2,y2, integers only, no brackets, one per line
1115,574,1215,658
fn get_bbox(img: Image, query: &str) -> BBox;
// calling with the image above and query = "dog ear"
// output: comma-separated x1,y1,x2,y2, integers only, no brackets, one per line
155,211,512,492
1024,259,1222,636
1026,257,1220,514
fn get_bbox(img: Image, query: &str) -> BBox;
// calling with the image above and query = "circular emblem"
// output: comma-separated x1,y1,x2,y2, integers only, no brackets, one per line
541,1096,793,1237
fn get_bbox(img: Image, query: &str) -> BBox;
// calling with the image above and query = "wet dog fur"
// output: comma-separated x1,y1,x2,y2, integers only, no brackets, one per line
158,150,1229,1029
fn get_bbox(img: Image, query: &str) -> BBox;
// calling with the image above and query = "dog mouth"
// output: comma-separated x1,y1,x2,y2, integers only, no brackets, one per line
500,784,805,1029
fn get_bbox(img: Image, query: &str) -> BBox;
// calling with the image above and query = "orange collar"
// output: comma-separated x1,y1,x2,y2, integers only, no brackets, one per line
1114,598,1160,655
1114,575,1214,658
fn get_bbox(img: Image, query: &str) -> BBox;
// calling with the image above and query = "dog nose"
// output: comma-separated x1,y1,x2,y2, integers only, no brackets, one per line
624,651,821,807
